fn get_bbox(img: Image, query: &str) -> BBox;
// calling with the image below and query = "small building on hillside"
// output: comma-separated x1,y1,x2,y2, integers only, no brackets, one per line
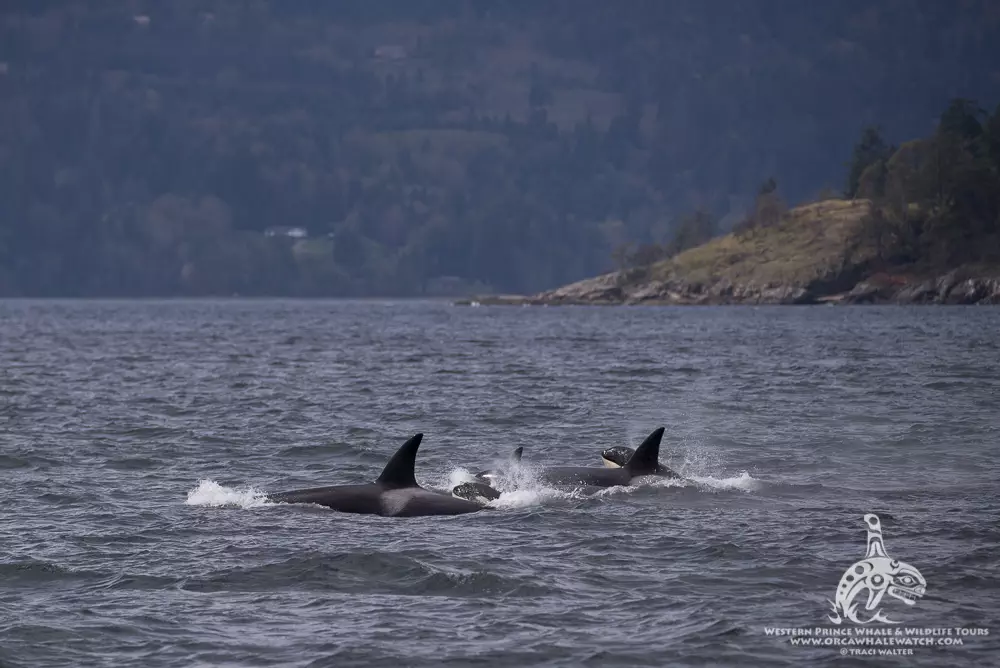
264,226,308,239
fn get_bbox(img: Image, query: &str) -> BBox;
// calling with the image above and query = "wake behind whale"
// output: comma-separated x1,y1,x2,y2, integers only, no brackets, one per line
454,427,674,498
449,426,764,502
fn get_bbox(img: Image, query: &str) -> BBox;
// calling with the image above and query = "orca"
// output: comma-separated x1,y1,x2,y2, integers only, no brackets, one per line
472,446,523,485
268,434,488,517
600,445,681,478
538,427,668,487
452,481,502,503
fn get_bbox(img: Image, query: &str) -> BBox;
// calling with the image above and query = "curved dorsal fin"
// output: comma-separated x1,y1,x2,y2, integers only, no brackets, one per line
510,446,523,463
625,427,665,476
375,433,422,488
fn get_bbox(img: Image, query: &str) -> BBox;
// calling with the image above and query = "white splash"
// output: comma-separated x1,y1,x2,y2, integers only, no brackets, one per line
489,485,581,509
661,441,763,493
593,482,641,497
668,444,726,478
688,471,762,492
441,463,581,510
184,479,273,508
444,467,477,489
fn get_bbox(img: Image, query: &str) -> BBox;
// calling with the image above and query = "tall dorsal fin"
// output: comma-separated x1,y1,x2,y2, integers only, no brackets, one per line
510,446,523,463
375,433,422,488
625,427,665,476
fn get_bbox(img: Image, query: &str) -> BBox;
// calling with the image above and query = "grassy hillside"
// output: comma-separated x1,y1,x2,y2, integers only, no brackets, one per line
514,198,874,305
648,199,874,288
485,196,999,306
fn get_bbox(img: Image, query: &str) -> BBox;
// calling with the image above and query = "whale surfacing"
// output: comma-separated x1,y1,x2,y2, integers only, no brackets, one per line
452,481,502,503
268,434,487,517
473,446,523,484
600,444,681,478
539,427,668,487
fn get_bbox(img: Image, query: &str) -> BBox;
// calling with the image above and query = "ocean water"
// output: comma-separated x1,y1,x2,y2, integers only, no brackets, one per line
0,300,997,667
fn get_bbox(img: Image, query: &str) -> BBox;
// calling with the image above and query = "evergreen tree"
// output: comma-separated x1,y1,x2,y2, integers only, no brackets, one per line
846,127,892,198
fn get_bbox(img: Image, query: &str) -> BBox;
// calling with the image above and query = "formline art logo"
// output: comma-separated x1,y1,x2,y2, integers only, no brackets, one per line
828,513,926,625
762,512,991,658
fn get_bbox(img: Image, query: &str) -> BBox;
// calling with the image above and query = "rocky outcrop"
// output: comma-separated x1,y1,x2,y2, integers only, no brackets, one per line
457,271,1000,307
896,273,1000,305
829,271,1000,305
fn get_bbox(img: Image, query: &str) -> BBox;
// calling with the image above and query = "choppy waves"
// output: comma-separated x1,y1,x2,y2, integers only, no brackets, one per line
3,300,999,667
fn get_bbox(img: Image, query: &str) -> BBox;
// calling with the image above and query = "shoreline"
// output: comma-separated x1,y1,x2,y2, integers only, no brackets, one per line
456,271,1000,307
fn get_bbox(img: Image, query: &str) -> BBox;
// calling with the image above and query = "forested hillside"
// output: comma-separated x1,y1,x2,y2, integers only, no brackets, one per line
1,1,998,296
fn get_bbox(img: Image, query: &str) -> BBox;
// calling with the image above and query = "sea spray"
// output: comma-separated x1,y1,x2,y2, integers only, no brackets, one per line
185,479,273,508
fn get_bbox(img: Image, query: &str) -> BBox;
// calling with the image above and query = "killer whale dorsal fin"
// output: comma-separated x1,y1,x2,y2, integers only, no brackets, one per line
510,446,523,463
375,433,422,488
625,427,665,476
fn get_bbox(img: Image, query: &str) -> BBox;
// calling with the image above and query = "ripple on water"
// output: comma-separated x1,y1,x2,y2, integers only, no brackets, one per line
0,560,106,588
0,454,63,469
103,457,162,471
178,552,553,598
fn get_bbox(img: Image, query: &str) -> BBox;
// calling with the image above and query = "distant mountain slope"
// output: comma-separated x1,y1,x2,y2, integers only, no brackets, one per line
0,1,998,296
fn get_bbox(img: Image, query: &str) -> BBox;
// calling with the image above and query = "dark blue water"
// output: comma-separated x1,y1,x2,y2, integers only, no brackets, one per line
1,300,997,667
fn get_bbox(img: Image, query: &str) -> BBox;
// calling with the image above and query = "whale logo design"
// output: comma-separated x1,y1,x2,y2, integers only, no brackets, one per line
828,514,927,625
